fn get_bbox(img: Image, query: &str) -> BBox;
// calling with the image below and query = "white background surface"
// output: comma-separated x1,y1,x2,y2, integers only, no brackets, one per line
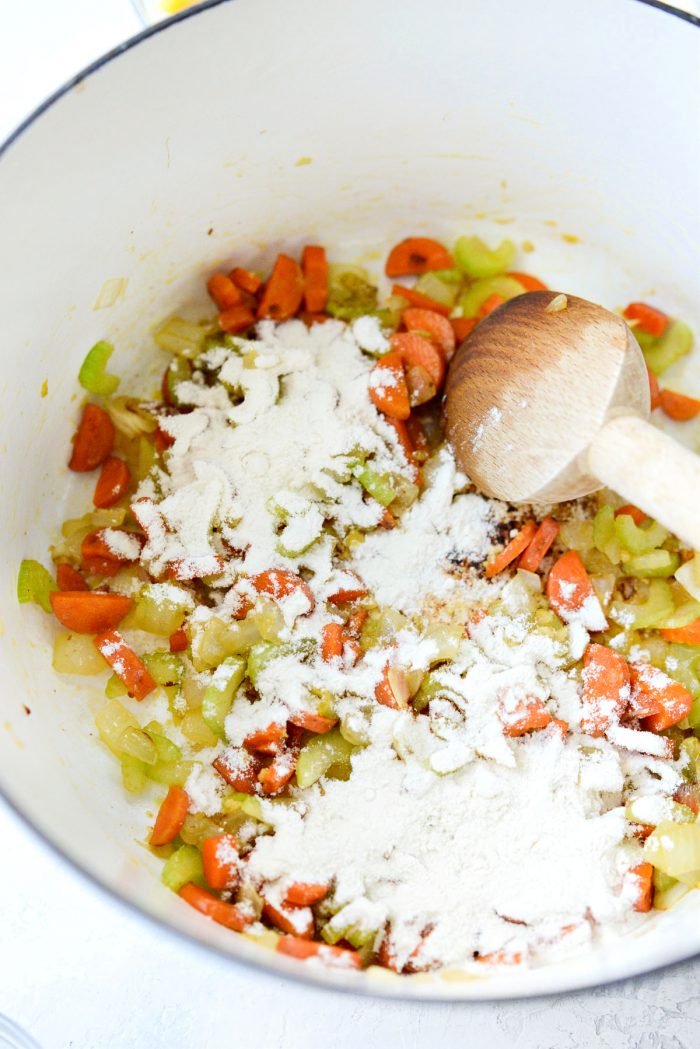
2,3,700,1047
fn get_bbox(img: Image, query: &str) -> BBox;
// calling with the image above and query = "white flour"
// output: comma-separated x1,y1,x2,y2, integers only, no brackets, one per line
128,315,681,970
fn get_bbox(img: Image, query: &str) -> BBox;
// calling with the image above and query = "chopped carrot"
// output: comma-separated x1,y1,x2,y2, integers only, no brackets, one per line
166,555,225,581
93,455,131,509
68,403,115,472
647,367,661,411
326,572,369,605
404,365,436,407
546,550,606,628
244,722,286,755
552,718,569,738
263,898,314,938
659,389,700,422
56,563,88,592
258,752,297,795
375,663,408,709
484,521,537,578
624,302,669,337
207,273,242,310
230,267,262,295
378,507,396,528
81,529,139,577
250,569,315,613
284,882,330,907
450,316,478,343
288,711,338,734
299,311,331,326
368,351,411,420
301,245,328,313
386,237,453,278
475,950,524,965
615,504,647,526
169,628,188,653
154,427,175,452
674,784,700,814
179,883,252,932
507,272,548,292
213,751,263,795
518,516,560,572
150,785,189,846
94,629,157,700
580,643,630,737
479,293,505,317
277,936,362,968
630,661,693,731
629,862,654,912
345,607,369,639
661,618,700,645
257,254,304,320
502,696,551,737
403,308,456,361
201,833,240,890
321,622,345,663
230,593,253,621
218,304,256,334
50,591,132,633
390,283,451,316
392,332,446,390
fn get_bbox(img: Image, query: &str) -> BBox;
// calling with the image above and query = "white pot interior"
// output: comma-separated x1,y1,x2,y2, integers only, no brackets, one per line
1,0,699,999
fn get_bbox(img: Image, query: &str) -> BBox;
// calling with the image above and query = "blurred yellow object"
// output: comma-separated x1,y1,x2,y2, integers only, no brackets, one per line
162,0,198,11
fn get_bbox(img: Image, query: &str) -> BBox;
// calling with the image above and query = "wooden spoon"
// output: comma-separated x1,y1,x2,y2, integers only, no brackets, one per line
445,291,700,549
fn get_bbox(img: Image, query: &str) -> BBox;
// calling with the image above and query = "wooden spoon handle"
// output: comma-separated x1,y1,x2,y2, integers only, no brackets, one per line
588,416,700,550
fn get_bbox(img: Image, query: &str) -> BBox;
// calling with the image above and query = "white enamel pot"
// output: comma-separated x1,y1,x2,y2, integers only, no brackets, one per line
1,0,699,1001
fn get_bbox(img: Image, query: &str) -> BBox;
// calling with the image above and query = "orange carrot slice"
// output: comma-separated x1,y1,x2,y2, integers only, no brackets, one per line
580,643,630,737
385,237,453,277
659,389,700,421
93,456,131,509
301,245,328,313
213,751,263,795
321,623,345,663
661,618,700,645
263,899,314,938
243,722,286,755
257,254,304,320
68,404,115,472
50,591,132,633
628,862,654,912
179,883,252,932
56,563,88,592
502,697,552,737
615,504,647,526
277,936,362,968
201,833,240,890
450,316,479,343
94,629,157,700
507,272,548,292
250,569,315,613
384,417,419,483
624,302,669,337
403,308,456,361
207,273,242,310
150,786,189,846
546,551,607,630
518,516,560,573
259,752,297,795
479,293,505,317
368,351,410,420
392,332,446,389
630,662,693,731
647,366,661,411
484,521,537,579
230,267,262,295
390,283,451,316
169,628,188,653
218,304,256,333
326,572,369,605
284,882,330,907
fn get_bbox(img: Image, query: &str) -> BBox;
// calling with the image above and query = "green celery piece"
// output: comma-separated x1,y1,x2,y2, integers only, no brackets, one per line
659,601,700,630
17,559,57,613
427,267,463,285
121,754,147,794
295,729,355,788
681,736,700,777
626,550,680,578
321,914,376,948
78,341,120,396
144,723,182,763
143,650,184,687
592,506,623,565
327,272,378,321
414,272,459,308
643,320,693,376
653,869,677,894
137,436,155,481
162,356,192,406
454,236,516,279
353,465,396,507
201,655,246,738
625,798,694,825
460,275,524,318
154,317,207,358
614,514,668,555
146,760,193,787
413,671,455,712
105,673,128,699
631,580,675,629
247,642,284,687
161,845,205,892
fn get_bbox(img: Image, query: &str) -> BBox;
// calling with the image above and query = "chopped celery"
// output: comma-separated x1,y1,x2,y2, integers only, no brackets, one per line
121,754,147,794
143,650,184,686
105,397,157,439
161,844,205,892
95,700,139,756
78,340,120,396
119,726,158,764
643,320,693,376
129,584,192,636
17,559,56,613
247,641,284,687
676,558,700,603
322,908,377,948
53,632,107,676
653,869,677,894
644,820,700,879
628,580,675,630
592,506,623,565
614,514,668,556
154,316,208,358
353,464,396,507
454,236,516,279
360,607,409,651
105,672,128,698
326,269,378,321
390,475,420,511
146,759,193,787
222,791,265,821
659,600,700,630
653,880,691,911
276,512,323,558
423,624,462,664
625,796,694,825
625,550,680,578
179,813,222,847
251,599,285,643
144,723,182,763
459,276,524,318
162,356,192,406
295,729,355,788
181,711,219,748
680,736,700,779
201,655,246,737
413,672,458,712
137,436,155,481
191,616,261,672
558,519,594,554
414,272,459,307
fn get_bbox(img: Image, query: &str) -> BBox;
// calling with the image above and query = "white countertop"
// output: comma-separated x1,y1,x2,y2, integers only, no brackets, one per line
2,4,700,1047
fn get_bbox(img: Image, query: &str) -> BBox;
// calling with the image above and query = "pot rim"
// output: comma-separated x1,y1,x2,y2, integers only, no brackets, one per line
1,0,699,1003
